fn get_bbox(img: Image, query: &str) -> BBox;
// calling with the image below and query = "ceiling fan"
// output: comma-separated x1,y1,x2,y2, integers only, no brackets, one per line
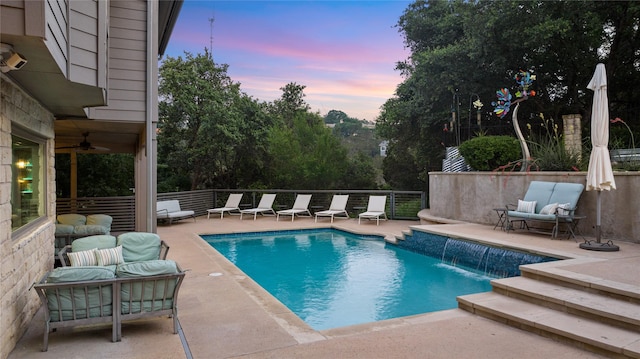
56,132,110,151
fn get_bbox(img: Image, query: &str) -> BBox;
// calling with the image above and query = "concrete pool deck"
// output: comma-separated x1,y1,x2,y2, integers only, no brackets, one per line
9,215,640,358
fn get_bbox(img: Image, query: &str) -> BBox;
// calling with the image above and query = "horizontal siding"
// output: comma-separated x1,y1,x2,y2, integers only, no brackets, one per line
110,27,146,42
0,4,26,36
69,45,97,68
109,48,146,61
108,78,146,91
110,68,146,81
69,0,99,86
90,0,147,122
44,0,69,76
109,58,145,71
109,89,145,102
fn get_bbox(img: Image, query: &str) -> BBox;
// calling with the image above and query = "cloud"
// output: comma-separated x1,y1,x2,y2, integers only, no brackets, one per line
165,0,412,120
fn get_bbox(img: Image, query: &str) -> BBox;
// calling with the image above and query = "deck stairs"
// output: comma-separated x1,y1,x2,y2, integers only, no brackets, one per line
458,260,640,358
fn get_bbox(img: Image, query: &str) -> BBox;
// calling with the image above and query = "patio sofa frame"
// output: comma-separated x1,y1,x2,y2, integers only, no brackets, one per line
33,265,185,351
505,181,585,238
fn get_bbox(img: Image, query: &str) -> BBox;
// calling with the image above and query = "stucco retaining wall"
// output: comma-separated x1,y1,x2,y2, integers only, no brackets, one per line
428,171,639,244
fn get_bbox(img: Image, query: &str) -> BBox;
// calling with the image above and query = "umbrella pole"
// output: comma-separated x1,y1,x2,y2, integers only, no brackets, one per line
580,190,619,251
596,190,601,243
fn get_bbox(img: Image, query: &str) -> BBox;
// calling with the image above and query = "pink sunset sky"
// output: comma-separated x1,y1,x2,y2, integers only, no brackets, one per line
163,0,412,121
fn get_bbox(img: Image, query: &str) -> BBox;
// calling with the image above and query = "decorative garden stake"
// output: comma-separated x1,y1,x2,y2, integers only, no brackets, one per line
492,70,536,171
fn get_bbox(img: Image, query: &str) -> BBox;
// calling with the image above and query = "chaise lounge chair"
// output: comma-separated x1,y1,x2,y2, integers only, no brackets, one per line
240,194,276,220
358,195,388,225
277,194,312,221
315,195,349,223
207,193,243,219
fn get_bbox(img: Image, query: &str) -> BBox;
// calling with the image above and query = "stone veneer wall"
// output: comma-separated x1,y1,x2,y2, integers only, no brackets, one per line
1,75,56,358
429,171,640,244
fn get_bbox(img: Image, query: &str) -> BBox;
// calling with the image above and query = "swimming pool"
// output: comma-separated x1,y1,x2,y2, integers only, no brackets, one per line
202,229,509,330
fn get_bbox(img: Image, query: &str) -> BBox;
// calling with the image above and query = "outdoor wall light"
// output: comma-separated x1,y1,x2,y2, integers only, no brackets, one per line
0,43,28,73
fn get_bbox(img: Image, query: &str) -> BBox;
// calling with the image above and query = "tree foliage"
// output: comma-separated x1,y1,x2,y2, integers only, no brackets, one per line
55,153,134,197
158,51,272,190
377,0,640,189
158,54,378,191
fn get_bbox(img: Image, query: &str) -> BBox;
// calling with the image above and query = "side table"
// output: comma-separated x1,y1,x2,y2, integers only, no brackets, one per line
554,214,586,240
493,208,508,230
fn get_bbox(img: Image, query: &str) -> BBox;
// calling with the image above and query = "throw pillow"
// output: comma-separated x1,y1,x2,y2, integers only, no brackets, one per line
68,248,98,267
557,203,571,215
539,203,559,215
95,246,124,266
516,199,537,213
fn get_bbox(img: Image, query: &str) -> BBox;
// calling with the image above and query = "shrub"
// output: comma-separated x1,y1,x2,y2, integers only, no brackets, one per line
529,136,582,171
527,117,582,171
458,136,521,171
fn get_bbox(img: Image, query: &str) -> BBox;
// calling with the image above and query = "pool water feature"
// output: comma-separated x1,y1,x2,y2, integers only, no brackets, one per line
202,229,556,330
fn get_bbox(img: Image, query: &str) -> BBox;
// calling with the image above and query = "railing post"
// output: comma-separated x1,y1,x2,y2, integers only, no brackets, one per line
389,191,395,220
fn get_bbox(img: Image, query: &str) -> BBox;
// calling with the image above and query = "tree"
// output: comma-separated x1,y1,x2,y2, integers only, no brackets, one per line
158,50,272,190
324,110,349,124
268,82,310,127
266,111,349,189
55,153,134,197
378,0,640,188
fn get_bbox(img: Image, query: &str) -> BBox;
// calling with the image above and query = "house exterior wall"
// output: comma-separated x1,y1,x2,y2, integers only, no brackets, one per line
0,0,178,354
0,75,56,359
68,0,108,89
428,172,640,244
86,0,148,122
43,0,69,76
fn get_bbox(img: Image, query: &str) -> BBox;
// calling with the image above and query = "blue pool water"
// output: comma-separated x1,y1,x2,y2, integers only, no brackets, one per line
202,229,499,330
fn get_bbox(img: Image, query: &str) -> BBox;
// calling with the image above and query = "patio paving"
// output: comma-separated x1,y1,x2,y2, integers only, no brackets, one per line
9,214,640,359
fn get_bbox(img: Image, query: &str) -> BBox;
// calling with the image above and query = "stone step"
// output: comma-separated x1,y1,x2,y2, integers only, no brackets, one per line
458,292,640,358
492,276,640,331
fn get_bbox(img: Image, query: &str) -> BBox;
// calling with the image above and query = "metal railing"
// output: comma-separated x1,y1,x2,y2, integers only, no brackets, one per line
57,189,426,231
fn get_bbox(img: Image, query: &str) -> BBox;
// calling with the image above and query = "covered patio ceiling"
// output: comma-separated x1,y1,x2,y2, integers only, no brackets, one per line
54,119,144,154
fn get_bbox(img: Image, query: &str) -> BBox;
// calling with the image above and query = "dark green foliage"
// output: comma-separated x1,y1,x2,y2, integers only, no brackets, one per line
378,0,640,183
266,113,349,189
158,53,379,191
343,153,377,189
324,110,349,124
394,199,423,218
458,136,521,171
529,137,581,171
56,153,134,197
158,51,272,190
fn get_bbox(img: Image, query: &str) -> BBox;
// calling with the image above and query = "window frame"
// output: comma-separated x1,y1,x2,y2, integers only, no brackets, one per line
11,126,49,238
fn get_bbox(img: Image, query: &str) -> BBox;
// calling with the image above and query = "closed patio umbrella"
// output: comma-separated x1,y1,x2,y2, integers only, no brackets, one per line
581,63,619,251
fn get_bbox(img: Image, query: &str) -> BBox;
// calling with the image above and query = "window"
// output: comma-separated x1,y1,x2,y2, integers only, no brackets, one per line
11,132,46,231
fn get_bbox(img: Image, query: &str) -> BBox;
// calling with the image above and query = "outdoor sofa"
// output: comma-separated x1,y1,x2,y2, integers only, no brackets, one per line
54,214,112,252
157,199,196,225
34,232,184,351
505,181,585,237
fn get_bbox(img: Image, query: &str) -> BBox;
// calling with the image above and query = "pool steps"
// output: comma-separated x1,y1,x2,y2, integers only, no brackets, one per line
458,260,640,358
